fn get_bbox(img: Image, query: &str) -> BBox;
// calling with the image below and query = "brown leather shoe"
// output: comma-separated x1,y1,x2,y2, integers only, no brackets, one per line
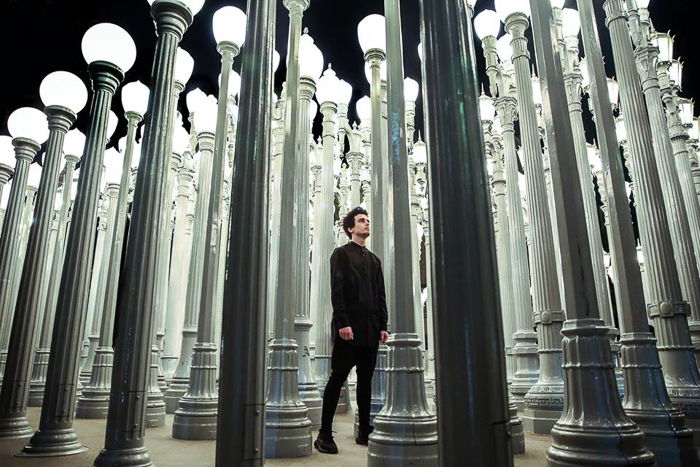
314,432,339,454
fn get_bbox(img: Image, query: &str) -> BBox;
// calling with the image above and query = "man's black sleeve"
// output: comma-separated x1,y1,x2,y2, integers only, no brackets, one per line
330,247,351,329
377,260,388,332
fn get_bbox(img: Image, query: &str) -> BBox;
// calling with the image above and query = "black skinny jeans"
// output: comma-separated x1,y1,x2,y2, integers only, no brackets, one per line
320,338,378,436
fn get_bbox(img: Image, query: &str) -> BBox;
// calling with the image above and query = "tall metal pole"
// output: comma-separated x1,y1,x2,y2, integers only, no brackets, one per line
215,0,276,463
94,1,193,464
418,0,511,464
526,0,653,464
577,0,698,462
367,0,437,464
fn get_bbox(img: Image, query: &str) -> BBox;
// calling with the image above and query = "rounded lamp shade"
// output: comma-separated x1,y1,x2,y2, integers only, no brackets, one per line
356,96,371,124
107,111,119,139
417,42,423,62
299,32,324,80
411,140,427,164
0,135,15,167
175,48,195,85
309,101,318,124
147,0,205,16
404,77,419,103
316,65,342,105
193,96,218,133
121,80,150,116
479,93,496,121
218,71,242,98
531,76,543,106
1,182,11,209
172,126,190,155
495,0,530,22
64,129,86,158
273,50,281,73
607,78,619,106
27,164,43,190
474,10,501,40
8,107,50,144
186,88,208,115
81,23,137,72
103,148,123,186
337,79,353,106
615,117,627,143
357,14,386,54
496,34,513,62
40,71,88,113
364,61,387,84
561,8,581,38
212,6,247,47
637,0,651,8
549,0,565,8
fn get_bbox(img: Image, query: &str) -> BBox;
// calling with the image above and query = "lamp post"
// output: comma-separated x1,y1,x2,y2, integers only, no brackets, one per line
474,10,539,411
0,137,13,200
496,0,566,433
94,0,201,464
264,0,313,458
0,107,50,438
367,1,438,464
575,0,699,463
172,5,246,441
16,24,133,455
601,0,700,442
215,0,276,462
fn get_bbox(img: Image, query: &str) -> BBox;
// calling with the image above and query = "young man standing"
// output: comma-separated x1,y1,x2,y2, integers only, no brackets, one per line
314,206,390,454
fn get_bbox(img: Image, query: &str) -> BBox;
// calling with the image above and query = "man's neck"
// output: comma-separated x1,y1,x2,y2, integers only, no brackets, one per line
351,236,366,247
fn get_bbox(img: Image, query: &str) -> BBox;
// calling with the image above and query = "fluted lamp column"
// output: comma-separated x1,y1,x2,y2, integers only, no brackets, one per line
575,0,698,463
0,138,14,201
17,26,133,456
496,0,566,433
173,5,246,440
264,0,314,458
94,1,201,464
76,81,149,420
0,108,49,439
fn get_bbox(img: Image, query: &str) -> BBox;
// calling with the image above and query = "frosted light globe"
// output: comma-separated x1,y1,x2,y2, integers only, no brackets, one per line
404,78,419,103
411,139,427,164
212,6,247,47
337,79,353,106
40,71,88,113
0,136,15,167
186,88,208,116
652,32,673,63
107,111,119,139
357,14,386,54
316,65,342,105
173,126,190,155
299,31,324,81
474,10,501,40
147,0,204,16
131,141,143,169
218,71,242,98
561,9,581,38
81,23,136,72
273,50,281,73
356,96,371,124
479,93,496,122
121,80,150,116
27,164,43,190
1,182,11,209
194,96,219,133
495,0,531,22
64,130,86,158
175,48,194,85
103,148,123,186
496,34,513,62
364,61,387,84
549,0,565,8
8,107,49,144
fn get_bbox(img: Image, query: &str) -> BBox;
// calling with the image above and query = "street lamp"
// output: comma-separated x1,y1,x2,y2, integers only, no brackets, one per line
403,77,419,147
0,106,49,439
173,4,247,441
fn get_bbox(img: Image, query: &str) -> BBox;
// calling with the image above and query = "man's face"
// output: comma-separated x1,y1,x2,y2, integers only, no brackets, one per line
350,214,370,238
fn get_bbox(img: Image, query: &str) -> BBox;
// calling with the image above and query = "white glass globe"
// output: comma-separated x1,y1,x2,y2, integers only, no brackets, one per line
417,42,423,62
364,60,387,84
0,136,15,167
212,6,247,47
147,0,205,16
404,77,420,103
175,48,194,85
479,93,496,121
357,14,386,54
496,34,513,62
615,117,627,143
299,32,324,80
1,182,11,209
8,107,49,144
193,96,218,133
531,76,543,106
27,164,43,190
64,130,86,158
669,60,683,87
561,9,581,38
356,96,371,124
121,80,150,116
218,71,242,98
607,78,619,106
549,0,565,8
495,0,531,22
411,140,427,164
579,57,590,87
81,23,137,72
40,71,88,113
273,50,281,73
337,79,353,106
186,88,208,115
474,10,501,40
316,65,342,105
309,101,318,124
103,148,123,186
172,126,190,155
131,141,142,169
652,32,673,63
107,111,119,139
637,0,651,8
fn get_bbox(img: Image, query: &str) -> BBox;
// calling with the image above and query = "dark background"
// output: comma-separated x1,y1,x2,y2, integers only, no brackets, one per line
0,0,696,148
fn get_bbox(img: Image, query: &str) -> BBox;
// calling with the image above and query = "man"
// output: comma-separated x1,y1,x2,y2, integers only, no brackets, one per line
314,206,389,454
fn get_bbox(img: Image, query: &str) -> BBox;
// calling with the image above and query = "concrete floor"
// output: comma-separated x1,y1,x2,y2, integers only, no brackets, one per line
0,407,551,466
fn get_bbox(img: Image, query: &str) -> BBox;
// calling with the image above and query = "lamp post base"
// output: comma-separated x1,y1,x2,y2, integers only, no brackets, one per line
171,345,218,440
93,446,153,467
145,346,165,428
27,348,50,407
19,428,88,457
0,415,33,439
509,400,526,455
164,380,187,414
75,348,114,419
366,334,438,467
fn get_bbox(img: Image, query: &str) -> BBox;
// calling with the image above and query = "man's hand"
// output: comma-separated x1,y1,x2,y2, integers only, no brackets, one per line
339,326,354,341
380,331,389,344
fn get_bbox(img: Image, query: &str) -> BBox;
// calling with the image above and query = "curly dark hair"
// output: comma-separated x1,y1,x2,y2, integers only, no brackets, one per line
342,206,369,239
